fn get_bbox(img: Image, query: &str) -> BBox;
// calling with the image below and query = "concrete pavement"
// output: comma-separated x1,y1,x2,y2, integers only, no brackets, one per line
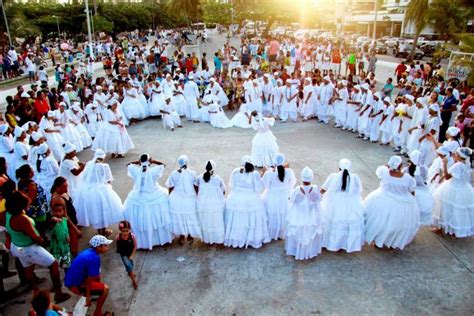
0,33,472,315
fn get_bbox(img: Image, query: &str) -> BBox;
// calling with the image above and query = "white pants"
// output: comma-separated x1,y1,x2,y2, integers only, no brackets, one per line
10,243,55,268
280,110,297,122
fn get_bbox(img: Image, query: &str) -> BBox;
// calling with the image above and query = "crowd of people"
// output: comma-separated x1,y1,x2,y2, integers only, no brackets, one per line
0,28,473,316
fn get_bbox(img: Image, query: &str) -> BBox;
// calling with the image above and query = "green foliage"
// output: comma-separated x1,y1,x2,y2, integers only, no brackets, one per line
92,15,114,34
426,0,470,41
202,1,231,25
165,0,203,25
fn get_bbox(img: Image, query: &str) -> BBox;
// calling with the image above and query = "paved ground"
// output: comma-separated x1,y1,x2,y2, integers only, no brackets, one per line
1,32,473,315
2,115,474,315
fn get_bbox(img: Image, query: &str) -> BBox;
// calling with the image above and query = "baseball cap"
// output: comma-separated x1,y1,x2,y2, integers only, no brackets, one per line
89,235,113,248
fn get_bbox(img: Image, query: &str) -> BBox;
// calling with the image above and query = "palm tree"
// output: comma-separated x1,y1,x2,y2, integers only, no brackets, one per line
455,33,474,85
404,0,429,61
166,0,203,25
427,0,470,42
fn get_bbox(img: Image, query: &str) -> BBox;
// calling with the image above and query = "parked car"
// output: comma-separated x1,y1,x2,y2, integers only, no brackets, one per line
374,42,388,54
394,44,424,60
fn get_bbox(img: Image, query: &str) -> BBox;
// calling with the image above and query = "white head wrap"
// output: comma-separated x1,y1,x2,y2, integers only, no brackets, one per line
274,153,285,166
188,74,194,80
47,110,55,117
301,167,314,182
323,76,330,82
446,126,460,137
241,155,253,166
444,141,459,153
416,98,427,107
21,92,30,98
94,148,106,160
405,94,415,102
388,156,402,170
429,104,440,112
177,154,188,168
63,142,76,154
456,147,472,160
0,124,9,135
383,97,391,103
96,85,102,90
354,85,360,90
37,143,49,156
31,131,43,142
338,158,352,171
436,146,450,156
341,80,348,86
13,126,24,138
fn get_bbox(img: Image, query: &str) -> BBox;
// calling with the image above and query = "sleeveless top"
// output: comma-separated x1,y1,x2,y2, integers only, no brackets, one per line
6,212,37,247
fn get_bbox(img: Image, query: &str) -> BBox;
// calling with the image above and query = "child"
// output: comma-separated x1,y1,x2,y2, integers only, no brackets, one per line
285,167,323,260
29,290,65,316
116,221,138,289
49,197,75,269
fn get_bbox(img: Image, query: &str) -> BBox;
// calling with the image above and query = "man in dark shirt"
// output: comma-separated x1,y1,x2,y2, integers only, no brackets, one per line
65,235,111,316
439,87,458,142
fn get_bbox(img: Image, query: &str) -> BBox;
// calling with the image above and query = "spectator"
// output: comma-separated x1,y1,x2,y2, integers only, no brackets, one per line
2,191,71,303
29,290,65,316
65,235,112,316
439,87,458,142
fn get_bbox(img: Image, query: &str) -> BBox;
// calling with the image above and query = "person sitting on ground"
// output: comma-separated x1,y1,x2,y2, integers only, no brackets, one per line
64,235,112,316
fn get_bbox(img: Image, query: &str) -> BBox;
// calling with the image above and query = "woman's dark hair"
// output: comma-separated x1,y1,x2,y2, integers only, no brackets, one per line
6,191,30,216
140,154,148,172
15,164,33,180
0,157,7,175
244,162,254,173
1,179,16,200
50,176,67,194
408,163,417,177
203,161,213,183
341,169,350,191
277,165,285,182
31,290,51,316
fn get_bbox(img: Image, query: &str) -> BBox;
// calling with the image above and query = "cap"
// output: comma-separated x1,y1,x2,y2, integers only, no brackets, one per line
301,167,314,182
89,235,113,248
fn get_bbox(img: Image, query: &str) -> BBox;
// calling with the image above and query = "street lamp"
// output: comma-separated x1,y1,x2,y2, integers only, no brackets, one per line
52,15,61,40
0,0,12,47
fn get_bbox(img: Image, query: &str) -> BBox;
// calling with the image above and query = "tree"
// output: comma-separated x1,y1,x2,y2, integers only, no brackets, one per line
166,0,203,25
427,0,470,41
455,33,474,85
404,0,429,61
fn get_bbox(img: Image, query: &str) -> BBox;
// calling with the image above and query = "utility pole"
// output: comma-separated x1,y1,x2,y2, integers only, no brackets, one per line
84,0,94,59
372,0,378,45
0,0,12,47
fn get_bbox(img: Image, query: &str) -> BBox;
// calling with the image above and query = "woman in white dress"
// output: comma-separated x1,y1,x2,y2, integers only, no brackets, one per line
124,154,172,249
166,155,202,243
320,159,365,253
286,167,323,260
333,81,349,128
300,78,315,121
35,143,59,202
418,104,441,166
148,80,165,117
171,81,187,117
121,81,146,123
84,102,103,138
208,102,233,129
432,147,474,237
160,97,183,131
404,150,434,225
39,111,65,162
378,97,395,145
364,156,420,250
11,126,31,182
224,156,270,248
55,103,84,153
58,142,85,197
427,146,453,192
271,79,283,117
0,124,14,178
69,103,92,148
230,102,252,129
196,160,226,245
250,112,279,168
262,153,296,241
74,148,124,236
92,100,135,158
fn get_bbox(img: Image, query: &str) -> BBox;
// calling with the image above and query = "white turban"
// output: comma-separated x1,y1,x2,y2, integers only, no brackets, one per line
31,131,43,142
63,142,76,154
338,158,352,171
47,110,55,117
0,124,9,135
405,94,415,102
94,148,106,160
387,156,402,171
301,167,314,182
416,98,427,107
383,97,391,103
446,126,460,137
96,85,102,90
13,126,24,138
429,104,440,112
456,147,472,160
436,146,450,156
274,153,285,166
323,76,330,82
177,154,188,168
241,155,253,166
37,143,49,156
409,150,421,166
373,92,382,100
